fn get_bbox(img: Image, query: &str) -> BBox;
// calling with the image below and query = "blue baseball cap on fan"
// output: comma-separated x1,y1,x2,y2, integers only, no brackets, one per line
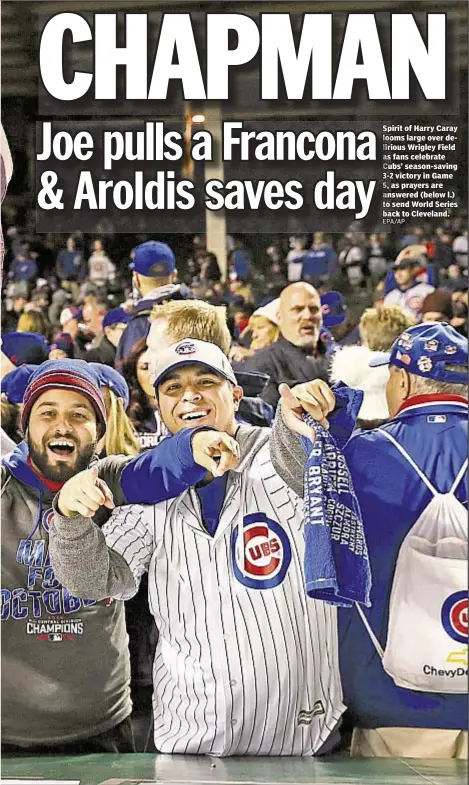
1,332,49,366
89,363,130,410
130,241,175,278
1,364,36,404
102,308,131,330
370,322,467,384
321,292,347,328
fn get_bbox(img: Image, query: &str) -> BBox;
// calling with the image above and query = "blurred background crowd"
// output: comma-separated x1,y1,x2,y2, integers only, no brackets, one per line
2,211,467,449
2,214,467,347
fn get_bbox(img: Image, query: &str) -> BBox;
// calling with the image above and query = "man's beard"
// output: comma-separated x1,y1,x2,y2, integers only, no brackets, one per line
28,438,96,484
293,331,319,350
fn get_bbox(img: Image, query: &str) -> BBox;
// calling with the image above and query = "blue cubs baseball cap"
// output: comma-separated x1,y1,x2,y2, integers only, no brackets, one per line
130,241,175,278
321,291,347,328
1,332,50,366
1,364,36,404
369,322,467,384
89,363,130,411
102,308,131,330
49,333,74,358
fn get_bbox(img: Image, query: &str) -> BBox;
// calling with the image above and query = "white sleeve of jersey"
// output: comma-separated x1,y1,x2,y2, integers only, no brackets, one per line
383,289,399,307
102,503,156,599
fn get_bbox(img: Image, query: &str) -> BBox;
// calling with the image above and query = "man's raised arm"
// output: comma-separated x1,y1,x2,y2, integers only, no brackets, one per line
49,431,240,600
270,381,335,497
49,467,148,601
95,427,240,507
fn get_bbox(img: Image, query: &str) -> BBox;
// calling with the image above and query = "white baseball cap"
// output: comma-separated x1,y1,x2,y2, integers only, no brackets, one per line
60,306,81,326
153,339,237,390
252,298,280,325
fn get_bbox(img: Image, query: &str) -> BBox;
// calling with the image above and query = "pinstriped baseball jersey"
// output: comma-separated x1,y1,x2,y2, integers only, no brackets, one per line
103,435,344,756
383,282,434,320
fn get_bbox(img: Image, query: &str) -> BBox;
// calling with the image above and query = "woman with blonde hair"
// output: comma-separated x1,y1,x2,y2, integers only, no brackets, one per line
248,299,280,351
89,362,140,458
16,309,49,339
231,298,280,361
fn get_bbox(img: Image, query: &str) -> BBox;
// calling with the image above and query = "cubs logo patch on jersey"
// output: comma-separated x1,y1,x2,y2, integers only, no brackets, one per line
407,295,424,313
231,513,291,590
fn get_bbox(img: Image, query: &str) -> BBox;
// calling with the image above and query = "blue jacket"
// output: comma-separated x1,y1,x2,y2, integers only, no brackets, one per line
11,258,37,282
56,250,87,282
302,246,338,279
340,394,468,730
115,284,194,366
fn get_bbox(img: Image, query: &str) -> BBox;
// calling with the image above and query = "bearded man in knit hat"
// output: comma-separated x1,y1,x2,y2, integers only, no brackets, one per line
0,359,137,753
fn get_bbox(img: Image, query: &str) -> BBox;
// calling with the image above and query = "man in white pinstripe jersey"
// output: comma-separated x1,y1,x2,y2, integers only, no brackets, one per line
49,339,344,757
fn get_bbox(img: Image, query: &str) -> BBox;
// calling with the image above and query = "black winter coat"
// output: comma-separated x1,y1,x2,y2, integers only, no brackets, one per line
241,335,330,407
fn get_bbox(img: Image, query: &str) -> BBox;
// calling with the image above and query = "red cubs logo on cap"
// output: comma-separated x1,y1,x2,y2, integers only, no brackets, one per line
441,591,468,645
322,304,331,315
175,341,196,355
232,513,291,590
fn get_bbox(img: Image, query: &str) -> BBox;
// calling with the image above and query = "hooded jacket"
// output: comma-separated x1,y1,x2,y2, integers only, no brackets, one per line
270,394,468,731
1,430,210,746
1,444,131,746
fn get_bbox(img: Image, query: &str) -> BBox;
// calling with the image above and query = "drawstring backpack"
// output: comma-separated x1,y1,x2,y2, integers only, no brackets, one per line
357,429,468,694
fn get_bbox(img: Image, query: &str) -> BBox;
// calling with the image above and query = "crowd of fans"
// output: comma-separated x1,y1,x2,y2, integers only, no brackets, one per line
2,217,467,348
1,220,467,448
1,215,467,758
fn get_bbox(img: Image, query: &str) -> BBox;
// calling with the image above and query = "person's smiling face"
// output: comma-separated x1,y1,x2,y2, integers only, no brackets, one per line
27,389,98,482
156,364,242,436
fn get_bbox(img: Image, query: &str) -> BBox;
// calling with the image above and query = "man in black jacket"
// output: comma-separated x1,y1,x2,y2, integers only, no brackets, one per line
242,282,330,406
85,308,130,367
